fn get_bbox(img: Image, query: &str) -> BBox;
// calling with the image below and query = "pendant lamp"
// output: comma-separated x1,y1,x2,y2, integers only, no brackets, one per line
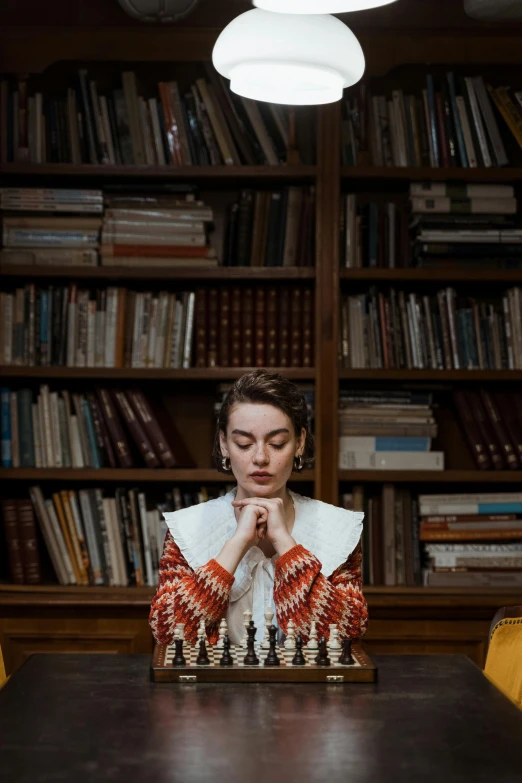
253,0,398,12
212,10,365,105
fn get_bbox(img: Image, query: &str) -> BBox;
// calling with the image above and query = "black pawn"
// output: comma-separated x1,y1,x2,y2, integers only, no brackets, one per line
315,636,330,667
219,634,233,667
196,637,211,666
291,632,306,667
338,638,354,665
172,637,186,667
264,625,280,666
243,621,260,665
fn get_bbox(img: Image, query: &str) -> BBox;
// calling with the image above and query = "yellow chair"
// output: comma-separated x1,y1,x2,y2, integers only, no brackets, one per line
0,645,7,690
484,606,522,710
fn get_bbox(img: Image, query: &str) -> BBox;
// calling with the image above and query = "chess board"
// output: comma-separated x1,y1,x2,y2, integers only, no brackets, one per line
151,641,377,683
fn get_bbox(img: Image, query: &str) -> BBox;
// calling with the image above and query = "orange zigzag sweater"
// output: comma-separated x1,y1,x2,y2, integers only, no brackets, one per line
149,532,368,645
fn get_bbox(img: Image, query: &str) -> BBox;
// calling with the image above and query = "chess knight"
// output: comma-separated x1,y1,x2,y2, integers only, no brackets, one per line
149,369,368,647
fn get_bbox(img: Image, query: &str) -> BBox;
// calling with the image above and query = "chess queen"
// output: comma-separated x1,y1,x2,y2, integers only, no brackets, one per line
149,369,368,647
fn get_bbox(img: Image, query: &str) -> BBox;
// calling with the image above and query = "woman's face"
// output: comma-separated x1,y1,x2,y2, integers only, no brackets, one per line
219,402,305,495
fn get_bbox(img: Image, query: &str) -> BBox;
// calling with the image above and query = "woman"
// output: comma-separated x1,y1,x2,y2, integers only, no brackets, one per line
149,368,368,647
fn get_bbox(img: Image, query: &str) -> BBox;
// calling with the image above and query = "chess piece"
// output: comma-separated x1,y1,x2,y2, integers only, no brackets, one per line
327,624,341,654
243,621,260,665
264,625,280,666
338,638,355,665
315,636,331,666
261,609,274,650
240,610,253,649
198,619,206,642
283,619,296,664
305,621,319,652
175,623,185,641
291,633,306,667
196,637,211,666
219,634,233,667
216,618,227,651
172,638,186,667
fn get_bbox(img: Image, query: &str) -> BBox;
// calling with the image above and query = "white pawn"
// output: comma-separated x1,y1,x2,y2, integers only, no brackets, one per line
176,622,185,641
327,623,341,653
284,620,296,664
198,619,206,642
216,618,227,650
305,621,319,652
261,609,274,650
240,610,252,649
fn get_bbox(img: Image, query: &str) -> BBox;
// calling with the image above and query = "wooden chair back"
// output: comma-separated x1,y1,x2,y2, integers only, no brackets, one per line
0,646,6,689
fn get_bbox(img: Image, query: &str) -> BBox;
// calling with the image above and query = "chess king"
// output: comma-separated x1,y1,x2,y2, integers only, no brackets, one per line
149,369,368,648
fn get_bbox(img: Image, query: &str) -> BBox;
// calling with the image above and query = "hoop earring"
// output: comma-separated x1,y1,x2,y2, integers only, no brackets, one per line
221,456,232,472
294,455,304,472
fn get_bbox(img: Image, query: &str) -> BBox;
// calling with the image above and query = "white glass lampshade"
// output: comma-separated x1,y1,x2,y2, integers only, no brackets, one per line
253,0,398,12
212,10,365,105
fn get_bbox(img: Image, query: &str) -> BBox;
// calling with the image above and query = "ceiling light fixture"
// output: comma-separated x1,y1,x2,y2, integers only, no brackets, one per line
253,0,398,13
212,9,365,105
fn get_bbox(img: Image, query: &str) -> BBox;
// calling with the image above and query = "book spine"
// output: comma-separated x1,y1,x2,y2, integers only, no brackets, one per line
453,390,491,470
254,287,265,367
290,287,303,367
96,387,133,469
219,288,230,367
206,288,218,368
112,389,160,468
126,389,176,469
1,499,25,583
195,288,207,368
241,288,254,366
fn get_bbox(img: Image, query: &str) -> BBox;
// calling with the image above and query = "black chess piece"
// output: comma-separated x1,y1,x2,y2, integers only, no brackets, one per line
291,632,306,666
338,638,354,665
243,621,260,665
264,624,280,666
172,638,186,667
219,634,233,667
315,636,331,666
196,637,211,666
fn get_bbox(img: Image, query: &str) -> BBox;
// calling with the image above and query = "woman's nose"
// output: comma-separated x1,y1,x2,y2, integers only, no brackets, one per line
253,445,269,464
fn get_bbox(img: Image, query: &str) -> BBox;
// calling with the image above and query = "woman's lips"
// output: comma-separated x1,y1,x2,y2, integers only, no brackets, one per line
251,474,272,482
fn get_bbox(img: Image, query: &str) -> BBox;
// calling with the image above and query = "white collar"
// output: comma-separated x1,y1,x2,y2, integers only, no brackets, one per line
162,487,364,585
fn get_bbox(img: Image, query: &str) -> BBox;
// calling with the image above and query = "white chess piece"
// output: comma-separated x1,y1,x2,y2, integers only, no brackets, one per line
241,610,252,649
261,609,274,650
216,618,227,650
327,623,341,653
198,619,206,642
305,620,319,652
175,623,185,641
284,620,296,664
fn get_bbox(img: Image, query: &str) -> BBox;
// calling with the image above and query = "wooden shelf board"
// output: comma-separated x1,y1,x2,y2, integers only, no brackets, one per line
0,265,316,281
339,470,522,483
0,468,315,482
341,166,522,182
339,369,522,381
0,163,317,179
0,366,315,380
0,582,518,609
340,268,522,283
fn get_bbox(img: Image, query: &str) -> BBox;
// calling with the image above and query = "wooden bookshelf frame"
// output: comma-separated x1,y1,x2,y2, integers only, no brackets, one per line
2,17,522,674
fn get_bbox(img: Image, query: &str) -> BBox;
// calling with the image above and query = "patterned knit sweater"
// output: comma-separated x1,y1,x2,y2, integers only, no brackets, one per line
149,532,368,646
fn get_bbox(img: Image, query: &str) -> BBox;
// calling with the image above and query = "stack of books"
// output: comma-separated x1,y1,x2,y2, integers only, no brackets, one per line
340,283,522,370
345,71,514,168
0,385,194,469
100,193,216,268
420,491,522,587
338,389,443,471
1,189,102,268
410,182,522,269
223,187,315,268
1,484,232,587
0,67,314,166
453,388,522,470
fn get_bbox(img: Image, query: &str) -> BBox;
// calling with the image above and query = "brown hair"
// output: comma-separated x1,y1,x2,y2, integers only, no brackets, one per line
212,368,314,473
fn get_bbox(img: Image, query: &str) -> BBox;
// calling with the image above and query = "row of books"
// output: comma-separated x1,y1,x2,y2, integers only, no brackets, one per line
341,486,522,587
345,72,516,169
453,389,522,471
0,284,314,369
0,485,232,587
338,389,442,471
419,491,522,587
0,386,194,470
223,188,314,268
0,67,315,166
339,286,522,370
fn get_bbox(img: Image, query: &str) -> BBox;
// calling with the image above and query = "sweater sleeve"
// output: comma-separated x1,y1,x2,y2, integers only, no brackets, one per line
273,542,368,642
149,531,234,646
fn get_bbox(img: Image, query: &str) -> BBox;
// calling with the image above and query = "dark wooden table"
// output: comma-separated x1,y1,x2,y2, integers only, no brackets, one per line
1,654,521,782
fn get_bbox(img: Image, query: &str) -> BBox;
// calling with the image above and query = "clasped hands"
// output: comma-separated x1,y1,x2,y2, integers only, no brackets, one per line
231,496,296,556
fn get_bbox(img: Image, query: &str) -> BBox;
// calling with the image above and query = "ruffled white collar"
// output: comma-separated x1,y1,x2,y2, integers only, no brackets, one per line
162,488,364,596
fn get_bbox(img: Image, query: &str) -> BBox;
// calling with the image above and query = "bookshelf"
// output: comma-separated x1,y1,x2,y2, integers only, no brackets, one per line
2,2,522,674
